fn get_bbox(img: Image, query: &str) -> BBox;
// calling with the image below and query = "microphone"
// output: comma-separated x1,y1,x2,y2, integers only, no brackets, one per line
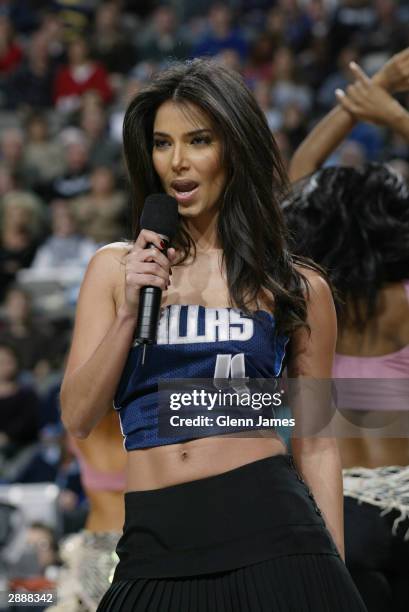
135,194,179,364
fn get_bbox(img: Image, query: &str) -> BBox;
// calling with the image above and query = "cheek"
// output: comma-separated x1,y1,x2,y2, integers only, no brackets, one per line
199,151,224,183
152,152,166,179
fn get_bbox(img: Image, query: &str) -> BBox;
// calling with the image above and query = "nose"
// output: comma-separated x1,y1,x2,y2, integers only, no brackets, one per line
171,142,189,173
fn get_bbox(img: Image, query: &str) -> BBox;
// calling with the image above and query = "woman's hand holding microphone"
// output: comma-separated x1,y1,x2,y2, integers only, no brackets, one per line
123,229,177,316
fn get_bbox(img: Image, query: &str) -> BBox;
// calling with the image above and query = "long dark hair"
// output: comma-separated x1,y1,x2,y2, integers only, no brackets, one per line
283,164,409,327
123,58,313,335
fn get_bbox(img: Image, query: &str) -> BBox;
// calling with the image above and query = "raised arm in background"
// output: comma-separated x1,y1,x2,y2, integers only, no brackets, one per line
289,47,409,182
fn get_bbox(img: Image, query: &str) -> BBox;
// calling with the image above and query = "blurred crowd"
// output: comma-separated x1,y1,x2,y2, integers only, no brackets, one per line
0,0,409,592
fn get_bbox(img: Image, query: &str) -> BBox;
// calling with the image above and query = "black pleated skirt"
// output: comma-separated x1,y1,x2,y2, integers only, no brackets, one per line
97,454,367,611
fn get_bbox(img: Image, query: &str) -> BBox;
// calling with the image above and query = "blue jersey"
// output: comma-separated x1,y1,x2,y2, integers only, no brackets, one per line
114,304,289,450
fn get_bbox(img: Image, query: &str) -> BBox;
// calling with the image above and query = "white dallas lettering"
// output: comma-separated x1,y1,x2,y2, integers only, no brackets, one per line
229,309,253,341
154,305,254,345
213,353,247,378
213,352,249,392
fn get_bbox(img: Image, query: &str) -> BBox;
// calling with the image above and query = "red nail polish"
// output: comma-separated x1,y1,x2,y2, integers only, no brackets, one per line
160,240,165,249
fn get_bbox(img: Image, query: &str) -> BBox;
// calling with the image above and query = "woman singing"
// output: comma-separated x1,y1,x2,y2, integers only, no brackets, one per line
61,59,366,611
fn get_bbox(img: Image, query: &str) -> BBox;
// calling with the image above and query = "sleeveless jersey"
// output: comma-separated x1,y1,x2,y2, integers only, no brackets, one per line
114,304,289,450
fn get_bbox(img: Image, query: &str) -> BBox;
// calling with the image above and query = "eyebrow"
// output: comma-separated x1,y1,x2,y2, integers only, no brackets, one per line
153,128,212,137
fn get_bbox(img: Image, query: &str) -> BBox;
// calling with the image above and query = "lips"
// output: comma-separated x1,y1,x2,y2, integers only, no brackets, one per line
170,179,199,192
170,179,199,204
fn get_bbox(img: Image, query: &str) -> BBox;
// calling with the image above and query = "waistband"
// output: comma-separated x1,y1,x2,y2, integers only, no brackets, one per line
114,454,340,579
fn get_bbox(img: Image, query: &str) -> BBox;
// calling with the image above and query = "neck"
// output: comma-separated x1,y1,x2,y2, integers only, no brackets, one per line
184,212,221,252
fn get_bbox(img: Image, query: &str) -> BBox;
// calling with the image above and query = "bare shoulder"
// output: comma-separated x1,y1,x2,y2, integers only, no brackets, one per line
88,241,131,281
295,264,334,305
95,241,132,265
289,265,337,377
87,241,131,307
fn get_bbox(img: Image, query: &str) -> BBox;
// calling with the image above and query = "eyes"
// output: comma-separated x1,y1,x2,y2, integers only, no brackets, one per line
153,135,212,149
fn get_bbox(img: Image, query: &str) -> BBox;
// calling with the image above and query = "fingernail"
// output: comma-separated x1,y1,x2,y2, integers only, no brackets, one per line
160,240,165,249
349,61,357,68
335,89,344,96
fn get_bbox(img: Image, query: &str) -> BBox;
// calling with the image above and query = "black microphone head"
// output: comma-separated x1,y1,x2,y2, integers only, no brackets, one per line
140,194,179,241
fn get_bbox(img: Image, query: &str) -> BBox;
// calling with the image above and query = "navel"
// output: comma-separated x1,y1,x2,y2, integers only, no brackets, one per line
180,449,189,461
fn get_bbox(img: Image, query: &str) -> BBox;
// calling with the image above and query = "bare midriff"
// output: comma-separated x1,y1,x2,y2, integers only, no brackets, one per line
114,250,287,493
85,489,125,531
337,438,409,469
126,434,286,491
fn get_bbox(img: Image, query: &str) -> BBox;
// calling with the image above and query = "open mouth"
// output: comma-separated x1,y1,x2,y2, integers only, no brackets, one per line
170,180,199,202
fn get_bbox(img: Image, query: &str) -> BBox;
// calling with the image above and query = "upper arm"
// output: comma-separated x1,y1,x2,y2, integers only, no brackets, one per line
288,269,337,378
288,269,338,451
63,244,126,382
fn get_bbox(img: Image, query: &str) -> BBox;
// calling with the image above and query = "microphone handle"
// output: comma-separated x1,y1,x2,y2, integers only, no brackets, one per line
135,239,169,345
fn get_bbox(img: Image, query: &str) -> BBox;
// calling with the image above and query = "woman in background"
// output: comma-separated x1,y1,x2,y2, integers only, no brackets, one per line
51,411,126,612
285,52,409,611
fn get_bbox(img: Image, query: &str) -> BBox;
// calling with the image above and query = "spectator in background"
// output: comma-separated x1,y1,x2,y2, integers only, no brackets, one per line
0,164,18,197
0,341,40,465
0,15,23,75
1,128,23,172
53,0,95,41
276,0,313,52
252,79,282,131
38,11,66,65
364,0,408,56
0,285,55,375
91,1,136,74
264,6,286,48
0,191,45,299
281,102,308,151
0,128,39,188
30,200,97,271
26,522,61,576
108,70,148,143
327,0,377,64
192,3,248,61
214,48,242,73
2,0,44,35
243,32,275,85
51,129,91,200
53,37,113,114
138,5,190,63
5,30,57,111
317,46,359,112
23,114,65,195
270,45,312,114
79,104,120,169
71,166,127,245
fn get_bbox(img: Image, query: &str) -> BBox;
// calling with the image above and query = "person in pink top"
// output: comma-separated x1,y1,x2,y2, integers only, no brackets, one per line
50,411,126,612
285,47,409,612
